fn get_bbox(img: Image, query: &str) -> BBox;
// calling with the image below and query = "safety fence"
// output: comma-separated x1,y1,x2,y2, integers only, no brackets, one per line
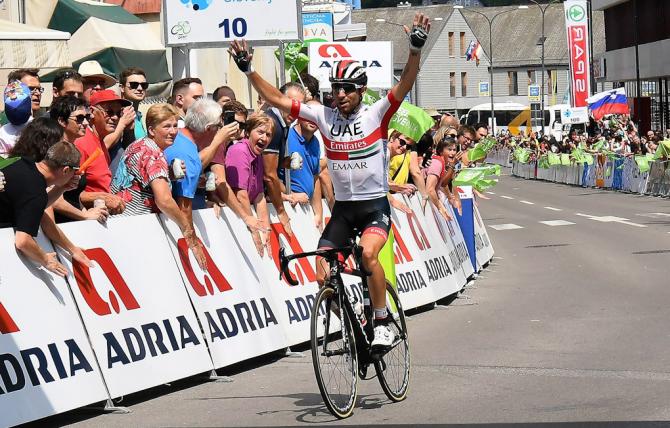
511,156,670,196
0,192,494,427
485,147,513,168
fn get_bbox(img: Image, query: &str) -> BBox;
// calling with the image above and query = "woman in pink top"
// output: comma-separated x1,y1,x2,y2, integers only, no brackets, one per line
225,113,274,256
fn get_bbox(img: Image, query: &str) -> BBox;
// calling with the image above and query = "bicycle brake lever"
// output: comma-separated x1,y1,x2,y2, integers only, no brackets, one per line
279,247,300,286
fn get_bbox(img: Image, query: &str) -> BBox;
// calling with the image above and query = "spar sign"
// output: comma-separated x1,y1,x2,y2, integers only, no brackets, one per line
564,0,591,108
308,42,394,91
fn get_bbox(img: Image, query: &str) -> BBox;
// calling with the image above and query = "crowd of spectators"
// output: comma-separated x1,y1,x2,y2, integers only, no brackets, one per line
490,114,669,160
5,61,610,276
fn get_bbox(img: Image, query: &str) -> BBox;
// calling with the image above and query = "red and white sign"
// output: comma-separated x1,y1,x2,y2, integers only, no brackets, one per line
57,216,213,398
387,194,437,310
261,202,323,345
308,41,394,90
410,194,469,293
564,0,591,107
160,209,289,368
0,229,108,427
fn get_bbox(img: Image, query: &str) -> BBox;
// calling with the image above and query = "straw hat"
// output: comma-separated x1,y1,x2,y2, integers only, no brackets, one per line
78,60,117,88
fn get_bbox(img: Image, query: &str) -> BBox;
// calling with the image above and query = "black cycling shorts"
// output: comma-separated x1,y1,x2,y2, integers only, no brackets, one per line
318,196,391,249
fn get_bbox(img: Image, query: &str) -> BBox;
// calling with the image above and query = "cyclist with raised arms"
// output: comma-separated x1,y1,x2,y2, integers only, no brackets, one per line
229,13,430,349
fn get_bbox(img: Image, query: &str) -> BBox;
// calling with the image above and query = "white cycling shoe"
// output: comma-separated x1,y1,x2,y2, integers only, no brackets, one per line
371,324,395,348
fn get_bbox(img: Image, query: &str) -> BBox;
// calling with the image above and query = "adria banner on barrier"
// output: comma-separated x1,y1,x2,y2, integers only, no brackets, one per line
264,202,323,346
473,204,495,269
564,0,591,108
404,195,463,299
160,210,289,369
57,216,213,398
0,230,109,427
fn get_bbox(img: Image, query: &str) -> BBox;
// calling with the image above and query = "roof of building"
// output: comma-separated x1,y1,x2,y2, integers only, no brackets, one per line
460,4,606,68
352,5,455,67
353,4,606,69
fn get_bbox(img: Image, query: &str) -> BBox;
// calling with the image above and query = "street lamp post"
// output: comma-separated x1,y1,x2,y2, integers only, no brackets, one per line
528,0,559,136
456,6,524,135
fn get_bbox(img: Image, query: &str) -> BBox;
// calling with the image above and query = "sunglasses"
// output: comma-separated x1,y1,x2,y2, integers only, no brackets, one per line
28,86,44,94
397,137,408,147
127,81,149,90
99,107,123,118
69,113,93,124
331,82,363,94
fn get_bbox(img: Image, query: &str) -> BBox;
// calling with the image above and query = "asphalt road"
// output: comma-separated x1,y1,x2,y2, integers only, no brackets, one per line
31,173,670,427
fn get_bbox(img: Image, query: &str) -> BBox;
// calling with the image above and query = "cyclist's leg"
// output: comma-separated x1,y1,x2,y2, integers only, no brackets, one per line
359,230,388,316
316,201,355,286
358,197,392,323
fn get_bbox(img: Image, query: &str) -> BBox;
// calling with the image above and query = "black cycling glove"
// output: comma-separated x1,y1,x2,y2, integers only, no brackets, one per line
233,49,254,74
409,25,428,53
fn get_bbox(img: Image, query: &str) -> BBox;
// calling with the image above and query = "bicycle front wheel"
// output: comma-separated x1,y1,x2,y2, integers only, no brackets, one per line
310,286,358,419
375,281,411,402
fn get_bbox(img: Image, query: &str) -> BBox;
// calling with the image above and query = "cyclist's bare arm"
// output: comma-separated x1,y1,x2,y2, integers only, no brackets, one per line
390,13,431,103
228,40,293,117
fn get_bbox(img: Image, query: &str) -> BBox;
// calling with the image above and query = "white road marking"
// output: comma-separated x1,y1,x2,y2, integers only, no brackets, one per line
500,195,514,200
575,213,647,228
520,200,535,205
490,224,524,231
486,192,496,195
539,220,575,226
544,206,562,211
636,212,670,219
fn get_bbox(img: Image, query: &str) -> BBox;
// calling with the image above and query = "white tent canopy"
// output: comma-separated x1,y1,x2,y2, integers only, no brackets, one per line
0,19,71,69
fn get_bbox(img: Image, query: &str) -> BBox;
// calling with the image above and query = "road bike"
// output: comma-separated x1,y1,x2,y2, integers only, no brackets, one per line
279,241,410,418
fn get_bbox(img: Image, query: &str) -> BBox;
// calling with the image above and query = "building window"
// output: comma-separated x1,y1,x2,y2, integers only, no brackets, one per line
448,32,454,56
508,71,518,95
461,72,468,97
460,32,466,56
450,72,456,98
527,70,536,85
547,70,554,94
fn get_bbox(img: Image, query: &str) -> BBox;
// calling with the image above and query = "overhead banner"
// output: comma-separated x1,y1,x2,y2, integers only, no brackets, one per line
163,0,302,46
302,12,334,43
308,41,394,90
160,210,289,369
57,216,213,398
564,0,591,107
0,230,108,427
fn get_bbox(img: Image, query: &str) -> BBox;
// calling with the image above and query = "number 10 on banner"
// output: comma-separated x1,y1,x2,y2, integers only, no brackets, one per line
219,18,248,38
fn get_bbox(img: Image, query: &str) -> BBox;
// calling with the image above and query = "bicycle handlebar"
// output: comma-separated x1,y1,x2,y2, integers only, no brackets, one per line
278,242,372,285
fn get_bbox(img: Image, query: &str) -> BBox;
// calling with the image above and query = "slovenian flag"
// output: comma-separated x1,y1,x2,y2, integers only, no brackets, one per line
465,41,482,66
586,88,630,120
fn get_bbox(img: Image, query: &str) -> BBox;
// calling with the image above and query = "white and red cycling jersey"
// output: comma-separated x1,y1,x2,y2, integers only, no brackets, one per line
290,92,401,202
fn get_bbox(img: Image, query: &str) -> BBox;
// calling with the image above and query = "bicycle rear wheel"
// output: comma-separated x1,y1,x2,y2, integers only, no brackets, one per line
311,286,358,419
374,281,411,402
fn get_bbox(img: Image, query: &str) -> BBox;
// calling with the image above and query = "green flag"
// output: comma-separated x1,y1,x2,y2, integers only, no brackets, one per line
560,153,571,165
634,154,652,173
275,42,309,82
538,154,550,169
453,164,501,192
513,147,531,164
389,102,435,142
361,88,381,106
654,140,670,160
0,157,19,170
467,137,497,163
548,152,561,166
